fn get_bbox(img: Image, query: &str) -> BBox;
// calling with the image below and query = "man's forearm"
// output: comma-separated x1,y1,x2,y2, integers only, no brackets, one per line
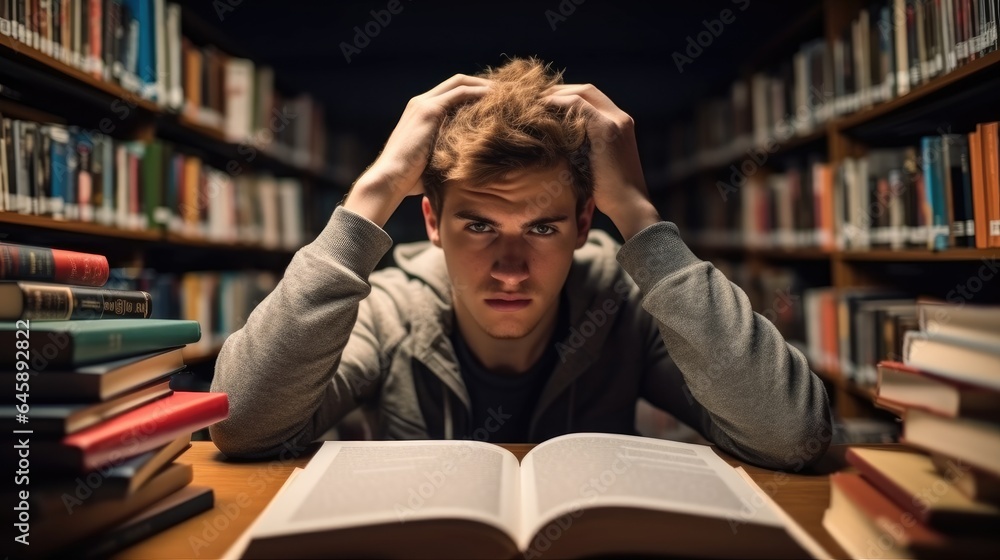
604,195,662,242
618,222,832,468
209,207,393,458
343,174,409,229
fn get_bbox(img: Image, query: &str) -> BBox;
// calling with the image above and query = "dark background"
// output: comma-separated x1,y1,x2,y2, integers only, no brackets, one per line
174,0,817,184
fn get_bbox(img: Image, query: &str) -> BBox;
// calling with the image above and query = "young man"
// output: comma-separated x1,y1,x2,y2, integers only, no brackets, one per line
210,58,832,470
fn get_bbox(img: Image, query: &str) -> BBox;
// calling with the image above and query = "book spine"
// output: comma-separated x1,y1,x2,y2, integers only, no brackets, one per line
0,242,110,286
79,488,213,559
73,319,200,364
71,392,225,471
984,122,1000,247
9,282,152,320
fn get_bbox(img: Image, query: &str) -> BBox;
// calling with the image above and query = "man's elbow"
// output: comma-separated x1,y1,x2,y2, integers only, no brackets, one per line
749,407,835,471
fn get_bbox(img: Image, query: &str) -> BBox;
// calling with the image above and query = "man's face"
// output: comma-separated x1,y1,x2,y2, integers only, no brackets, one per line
422,163,594,340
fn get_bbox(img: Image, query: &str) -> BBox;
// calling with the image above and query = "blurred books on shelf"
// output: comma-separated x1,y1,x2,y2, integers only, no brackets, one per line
0,114,309,250
838,124,999,251
664,0,1000,184
106,266,279,357
802,287,916,387
0,1,335,174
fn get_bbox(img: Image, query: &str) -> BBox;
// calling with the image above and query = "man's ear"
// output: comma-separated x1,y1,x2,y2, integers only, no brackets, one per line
422,196,442,248
575,197,596,249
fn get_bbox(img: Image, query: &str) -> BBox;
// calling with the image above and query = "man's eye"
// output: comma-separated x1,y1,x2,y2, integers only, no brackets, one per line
532,225,556,235
467,223,492,233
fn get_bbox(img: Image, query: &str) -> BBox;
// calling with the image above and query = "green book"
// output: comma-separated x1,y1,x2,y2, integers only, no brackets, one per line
0,319,201,368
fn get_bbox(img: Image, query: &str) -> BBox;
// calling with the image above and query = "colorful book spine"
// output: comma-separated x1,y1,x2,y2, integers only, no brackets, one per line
0,242,110,286
0,281,153,320
921,136,949,249
0,318,200,367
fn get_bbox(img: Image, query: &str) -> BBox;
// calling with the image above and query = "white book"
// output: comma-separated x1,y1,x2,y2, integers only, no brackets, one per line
917,301,1000,348
154,0,167,103
0,8,11,37
241,434,808,559
277,178,303,249
224,58,255,142
166,3,183,110
258,176,281,249
904,330,1000,388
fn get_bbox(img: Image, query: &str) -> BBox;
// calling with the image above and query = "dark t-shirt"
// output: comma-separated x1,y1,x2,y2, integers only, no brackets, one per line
450,295,569,443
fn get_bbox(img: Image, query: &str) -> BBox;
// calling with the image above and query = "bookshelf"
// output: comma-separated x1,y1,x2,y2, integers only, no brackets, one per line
0,3,351,367
656,0,1000,422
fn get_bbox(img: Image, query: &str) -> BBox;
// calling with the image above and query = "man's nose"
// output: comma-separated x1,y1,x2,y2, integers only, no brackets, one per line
490,239,530,286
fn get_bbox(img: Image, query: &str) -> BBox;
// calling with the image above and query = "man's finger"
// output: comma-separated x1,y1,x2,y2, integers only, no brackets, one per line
545,84,620,114
425,74,492,98
431,84,491,110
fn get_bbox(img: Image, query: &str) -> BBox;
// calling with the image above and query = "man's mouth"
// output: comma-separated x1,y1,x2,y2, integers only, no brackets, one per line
484,298,532,312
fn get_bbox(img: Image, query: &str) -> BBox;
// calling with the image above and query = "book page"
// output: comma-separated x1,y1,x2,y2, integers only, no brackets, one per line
250,440,521,541
517,433,785,548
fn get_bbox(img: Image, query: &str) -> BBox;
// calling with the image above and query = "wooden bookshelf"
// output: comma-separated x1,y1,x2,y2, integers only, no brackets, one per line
0,40,161,114
0,211,162,241
658,126,829,189
0,7,336,371
838,247,1000,262
0,34,346,189
833,49,1000,131
688,244,999,263
659,0,1000,420
163,231,298,256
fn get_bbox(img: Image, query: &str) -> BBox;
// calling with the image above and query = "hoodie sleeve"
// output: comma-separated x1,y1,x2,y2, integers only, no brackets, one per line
618,221,833,470
209,206,395,459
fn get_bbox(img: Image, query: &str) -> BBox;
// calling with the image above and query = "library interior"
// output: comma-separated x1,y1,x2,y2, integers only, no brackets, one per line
1,0,999,558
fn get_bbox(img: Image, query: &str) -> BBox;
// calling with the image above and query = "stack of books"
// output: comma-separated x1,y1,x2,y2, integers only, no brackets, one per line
1,241,229,557
822,300,1000,558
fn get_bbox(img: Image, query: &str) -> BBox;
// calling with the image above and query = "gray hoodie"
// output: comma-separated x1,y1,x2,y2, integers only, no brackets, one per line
210,207,833,470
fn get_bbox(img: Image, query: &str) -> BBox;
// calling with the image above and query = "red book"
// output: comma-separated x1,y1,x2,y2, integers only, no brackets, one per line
0,242,109,286
846,448,1000,531
28,391,228,472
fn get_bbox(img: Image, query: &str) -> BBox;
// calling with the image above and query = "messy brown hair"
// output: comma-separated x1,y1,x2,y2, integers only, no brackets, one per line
423,57,593,217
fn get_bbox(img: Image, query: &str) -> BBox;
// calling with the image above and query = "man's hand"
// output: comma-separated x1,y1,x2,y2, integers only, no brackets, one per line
344,74,490,227
544,84,661,241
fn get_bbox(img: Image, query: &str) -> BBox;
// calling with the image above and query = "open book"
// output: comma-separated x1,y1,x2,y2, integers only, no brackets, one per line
242,433,809,559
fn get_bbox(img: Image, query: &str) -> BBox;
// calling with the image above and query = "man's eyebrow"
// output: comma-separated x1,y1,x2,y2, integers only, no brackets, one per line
453,210,569,228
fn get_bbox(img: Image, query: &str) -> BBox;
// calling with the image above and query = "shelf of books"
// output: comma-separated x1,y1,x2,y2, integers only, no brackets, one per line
0,1,355,315
659,3,1000,553
655,0,1000,429
0,0,353,254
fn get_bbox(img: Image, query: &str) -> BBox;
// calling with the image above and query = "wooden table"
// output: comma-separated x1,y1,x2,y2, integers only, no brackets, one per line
113,441,865,559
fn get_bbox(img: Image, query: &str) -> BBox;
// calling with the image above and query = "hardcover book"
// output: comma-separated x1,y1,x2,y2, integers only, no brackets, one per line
0,242,109,286
0,318,201,367
0,280,153,320
21,391,227,472
0,378,172,435
846,447,1000,530
876,361,1000,422
31,462,195,556
1,346,185,402
823,473,999,559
